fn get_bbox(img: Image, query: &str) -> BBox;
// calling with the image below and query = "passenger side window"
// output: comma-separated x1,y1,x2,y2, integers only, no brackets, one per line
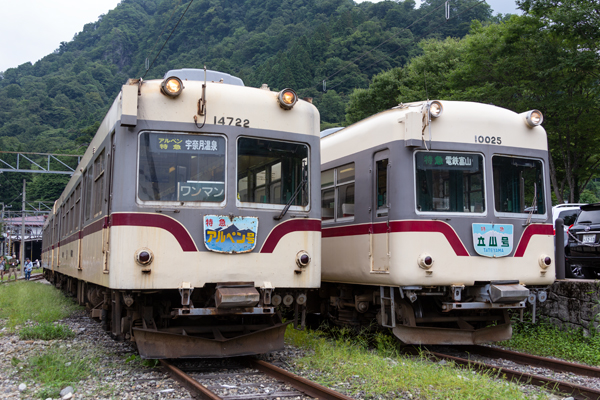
93,150,105,217
321,163,355,222
84,167,93,221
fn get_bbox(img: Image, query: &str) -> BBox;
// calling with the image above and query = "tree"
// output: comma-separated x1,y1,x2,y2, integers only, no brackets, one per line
346,10,600,203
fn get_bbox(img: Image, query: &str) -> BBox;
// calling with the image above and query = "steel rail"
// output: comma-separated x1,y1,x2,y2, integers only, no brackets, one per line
423,349,600,400
247,358,356,400
160,359,222,400
1,273,44,284
161,358,356,400
464,345,600,379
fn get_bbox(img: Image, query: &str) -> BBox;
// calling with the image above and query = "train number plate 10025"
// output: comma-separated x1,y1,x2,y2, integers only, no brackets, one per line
582,234,596,244
203,215,259,254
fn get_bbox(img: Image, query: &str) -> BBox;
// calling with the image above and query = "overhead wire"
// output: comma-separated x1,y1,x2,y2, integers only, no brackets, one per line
143,0,182,71
142,0,195,79
324,0,487,92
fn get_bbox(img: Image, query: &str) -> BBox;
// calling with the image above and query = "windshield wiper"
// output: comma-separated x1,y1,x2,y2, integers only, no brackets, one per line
524,183,537,226
274,171,307,221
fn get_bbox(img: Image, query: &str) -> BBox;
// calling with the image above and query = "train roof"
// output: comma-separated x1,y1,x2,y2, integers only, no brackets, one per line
321,100,547,164
164,69,244,86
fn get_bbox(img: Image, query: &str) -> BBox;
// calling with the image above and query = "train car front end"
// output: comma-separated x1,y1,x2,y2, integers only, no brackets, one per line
42,69,321,358
319,101,553,345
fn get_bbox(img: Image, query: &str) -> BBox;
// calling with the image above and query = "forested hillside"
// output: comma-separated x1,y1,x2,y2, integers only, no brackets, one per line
0,0,495,206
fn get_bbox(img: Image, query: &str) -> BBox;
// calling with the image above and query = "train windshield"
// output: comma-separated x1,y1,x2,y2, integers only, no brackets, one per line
237,137,309,206
415,152,485,213
138,132,226,203
493,156,545,215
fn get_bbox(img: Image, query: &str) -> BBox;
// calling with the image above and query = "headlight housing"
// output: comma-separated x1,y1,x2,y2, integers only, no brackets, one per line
523,109,543,128
161,76,184,97
278,89,297,110
428,101,443,118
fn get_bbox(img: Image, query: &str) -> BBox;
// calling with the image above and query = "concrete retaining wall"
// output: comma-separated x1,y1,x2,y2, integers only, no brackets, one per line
538,279,600,335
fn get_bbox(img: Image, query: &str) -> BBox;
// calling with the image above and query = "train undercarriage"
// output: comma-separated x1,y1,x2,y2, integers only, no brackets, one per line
318,282,548,345
44,270,309,358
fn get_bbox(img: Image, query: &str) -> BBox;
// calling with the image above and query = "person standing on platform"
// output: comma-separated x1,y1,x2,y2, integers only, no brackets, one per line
24,258,33,281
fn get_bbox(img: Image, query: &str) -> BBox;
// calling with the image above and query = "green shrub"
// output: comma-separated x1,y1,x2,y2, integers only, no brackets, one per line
502,320,600,366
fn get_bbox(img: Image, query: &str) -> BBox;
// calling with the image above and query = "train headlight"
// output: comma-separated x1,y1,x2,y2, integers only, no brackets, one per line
161,76,184,97
417,253,434,270
278,89,297,110
296,251,311,268
135,248,153,267
538,254,552,269
522,110,543,128
428,101,443,118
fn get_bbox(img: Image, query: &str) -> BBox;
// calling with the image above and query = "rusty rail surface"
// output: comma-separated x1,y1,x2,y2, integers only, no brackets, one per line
161,358,356,400
415,348,600,400
463,345,600,379
160,360,221,400
248,358,356,400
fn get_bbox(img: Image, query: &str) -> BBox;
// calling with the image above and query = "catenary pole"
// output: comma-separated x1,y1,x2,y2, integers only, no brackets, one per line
20,179,25,276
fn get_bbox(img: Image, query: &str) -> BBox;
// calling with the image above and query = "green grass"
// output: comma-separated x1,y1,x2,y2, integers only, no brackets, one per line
17,344,97,399
500,319,600,366
285,326,549,399
0,281,81,329
19,322,76,340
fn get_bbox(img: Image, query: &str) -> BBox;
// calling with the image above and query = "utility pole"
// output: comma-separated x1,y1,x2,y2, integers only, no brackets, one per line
20,179,25,276
0,203,4,256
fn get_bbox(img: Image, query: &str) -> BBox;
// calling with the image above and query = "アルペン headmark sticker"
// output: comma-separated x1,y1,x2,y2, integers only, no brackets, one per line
204,215,258,253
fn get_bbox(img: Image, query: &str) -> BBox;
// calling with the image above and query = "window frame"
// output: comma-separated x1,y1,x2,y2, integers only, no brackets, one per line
236,136,310,212
321,162,355,224
136,130,227,208
93,149,105,218
413,150,487,216
491,154,547,220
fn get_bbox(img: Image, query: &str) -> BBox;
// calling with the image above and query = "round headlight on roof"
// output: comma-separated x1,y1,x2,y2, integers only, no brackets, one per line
278,89,297,110
523,109,543,128
161,76,184,97
429,101,443,118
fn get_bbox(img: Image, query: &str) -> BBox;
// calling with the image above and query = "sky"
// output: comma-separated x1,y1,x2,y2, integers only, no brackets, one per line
0,0,521,73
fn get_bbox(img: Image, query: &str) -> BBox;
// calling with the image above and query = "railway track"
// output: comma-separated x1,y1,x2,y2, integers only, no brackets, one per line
161,357,356,400
0,273,44,284
416,345,600,400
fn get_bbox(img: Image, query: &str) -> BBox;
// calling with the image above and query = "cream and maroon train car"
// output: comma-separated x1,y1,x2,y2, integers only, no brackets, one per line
41,69,321,358
318,101,554,344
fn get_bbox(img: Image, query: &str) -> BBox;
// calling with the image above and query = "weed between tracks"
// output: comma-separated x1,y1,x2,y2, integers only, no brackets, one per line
285,326,548,399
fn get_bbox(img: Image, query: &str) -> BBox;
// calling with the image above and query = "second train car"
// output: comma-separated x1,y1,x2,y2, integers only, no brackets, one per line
317,100,554,344
42,69,321,358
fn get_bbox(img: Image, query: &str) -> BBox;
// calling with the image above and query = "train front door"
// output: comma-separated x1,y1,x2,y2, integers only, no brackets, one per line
371,150,390,272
